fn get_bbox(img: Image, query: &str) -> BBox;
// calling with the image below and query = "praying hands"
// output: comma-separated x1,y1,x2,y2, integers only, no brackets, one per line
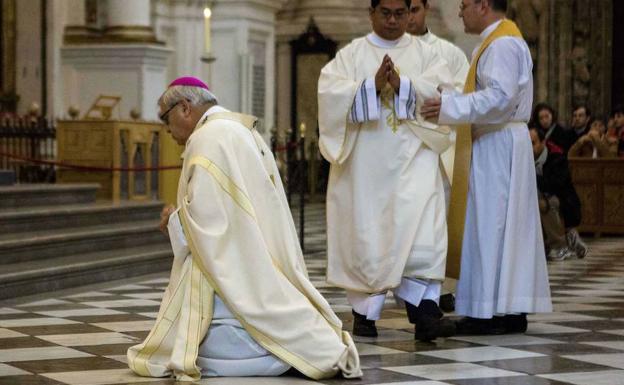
375,54,401,93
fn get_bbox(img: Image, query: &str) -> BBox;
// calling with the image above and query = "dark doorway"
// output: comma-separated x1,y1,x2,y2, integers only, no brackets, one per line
613,1,624,109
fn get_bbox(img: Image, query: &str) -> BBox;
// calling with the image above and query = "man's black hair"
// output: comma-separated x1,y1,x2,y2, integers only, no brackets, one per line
612,104,624,116
573,104,591,117
490,0,507,12
371,0,411,8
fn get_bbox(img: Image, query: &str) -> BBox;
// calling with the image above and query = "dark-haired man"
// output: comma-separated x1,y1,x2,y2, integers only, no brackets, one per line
569,105,591,143
318,0,456,342
422,0,552,335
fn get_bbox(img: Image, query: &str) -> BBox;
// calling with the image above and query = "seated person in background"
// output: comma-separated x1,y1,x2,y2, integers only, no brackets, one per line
568,117,618,158
569,104,592,144
532,102,576,153
530,127,588,261
127,77,361,382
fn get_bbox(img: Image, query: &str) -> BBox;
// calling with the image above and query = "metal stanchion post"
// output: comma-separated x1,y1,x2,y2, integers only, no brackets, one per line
299,122,306,251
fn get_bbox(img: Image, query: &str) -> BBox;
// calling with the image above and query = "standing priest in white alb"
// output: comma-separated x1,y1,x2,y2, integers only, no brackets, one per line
127,77,361,381
422,0,552,335
318,0,456,342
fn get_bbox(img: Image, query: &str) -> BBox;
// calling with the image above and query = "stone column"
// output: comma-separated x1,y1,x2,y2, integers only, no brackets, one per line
105,0,157,43
209,0,288,141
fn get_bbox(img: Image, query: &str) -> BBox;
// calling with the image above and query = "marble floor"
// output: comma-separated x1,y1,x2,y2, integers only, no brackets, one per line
1,203,624,384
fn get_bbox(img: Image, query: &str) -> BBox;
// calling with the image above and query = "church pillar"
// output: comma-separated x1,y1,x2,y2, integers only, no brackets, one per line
105,0,157,43
208,0,287,141
61,0,170,121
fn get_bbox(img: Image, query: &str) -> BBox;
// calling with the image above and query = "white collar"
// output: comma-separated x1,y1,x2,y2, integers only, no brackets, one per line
195,105,229,130
182,105,229,158
417,29,437,44
480,19,503,41
366,32,410,49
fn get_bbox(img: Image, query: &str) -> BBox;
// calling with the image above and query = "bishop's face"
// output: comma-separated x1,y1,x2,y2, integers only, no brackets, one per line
370,0,409,41
159,100,194,145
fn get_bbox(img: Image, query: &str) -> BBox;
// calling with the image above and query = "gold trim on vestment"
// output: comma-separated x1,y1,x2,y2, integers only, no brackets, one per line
188,157,257,219
179,206,333,380
445,19,524,279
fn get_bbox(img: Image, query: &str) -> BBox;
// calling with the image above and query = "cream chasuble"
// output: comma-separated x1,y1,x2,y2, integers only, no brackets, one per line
128,109,361,381
318,33,453,294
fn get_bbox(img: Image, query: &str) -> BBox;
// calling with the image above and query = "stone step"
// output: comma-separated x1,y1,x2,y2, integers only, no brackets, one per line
0,170,15,186
0,244,172,300
0,201,163,234
0,183,99,209
0,220,167,265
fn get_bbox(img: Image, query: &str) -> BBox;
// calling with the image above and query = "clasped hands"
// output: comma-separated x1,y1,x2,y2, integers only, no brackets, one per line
376,54,442,122
375,55,401,94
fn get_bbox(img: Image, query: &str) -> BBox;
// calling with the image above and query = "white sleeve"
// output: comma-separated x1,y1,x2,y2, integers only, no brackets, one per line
439,38,527,125
394,75,417,120
348,77,380,123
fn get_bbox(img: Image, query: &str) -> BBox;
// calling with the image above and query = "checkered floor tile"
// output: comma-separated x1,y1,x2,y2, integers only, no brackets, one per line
1,202,624,384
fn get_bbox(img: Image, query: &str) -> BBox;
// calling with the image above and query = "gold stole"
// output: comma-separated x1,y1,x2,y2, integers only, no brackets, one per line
445,19,524,279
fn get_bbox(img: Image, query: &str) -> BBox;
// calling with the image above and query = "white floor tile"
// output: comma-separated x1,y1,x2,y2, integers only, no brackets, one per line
354,343,405,356
36,332,138,347
0,308,26,315
552,303,615,312
91,320,155,332
582,341,624,351
34,308,127,318
41,368,167,385
137,312,159,319
526,322,589,334
417,346,544,363
64,292,115,298
0,317,79,327
0,363,30,376
527,312,602,322
0,328,27,339
539,370,624,385
17,299,71,307
81,299,161,308
104,285,152,291
385,363,525,380
550,297,622,304
450,335,563,346
0,346,92,362
562,353,624,369
121,292,163,300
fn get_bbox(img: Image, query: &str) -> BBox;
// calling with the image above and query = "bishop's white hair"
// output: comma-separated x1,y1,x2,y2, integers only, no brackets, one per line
158,85,218,109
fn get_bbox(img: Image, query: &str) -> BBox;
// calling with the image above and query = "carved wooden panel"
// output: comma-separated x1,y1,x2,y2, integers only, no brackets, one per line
570,159,624,234
576,184,599,225
604,185,624,226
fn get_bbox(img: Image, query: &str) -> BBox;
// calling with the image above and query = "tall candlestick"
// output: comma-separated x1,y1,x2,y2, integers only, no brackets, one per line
203,7,212,54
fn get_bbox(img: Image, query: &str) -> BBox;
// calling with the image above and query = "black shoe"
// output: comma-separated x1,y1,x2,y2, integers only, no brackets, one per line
407,300,456,342
495,314,528,334
352,310,378,337
414,315,457,342
455,317,506,335
439,293,455,313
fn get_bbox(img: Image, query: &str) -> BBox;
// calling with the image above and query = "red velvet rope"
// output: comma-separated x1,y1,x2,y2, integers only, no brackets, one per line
0,152,182,172
1,139,300,171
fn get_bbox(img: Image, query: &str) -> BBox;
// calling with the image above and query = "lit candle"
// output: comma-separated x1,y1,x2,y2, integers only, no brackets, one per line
203,7,212,54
